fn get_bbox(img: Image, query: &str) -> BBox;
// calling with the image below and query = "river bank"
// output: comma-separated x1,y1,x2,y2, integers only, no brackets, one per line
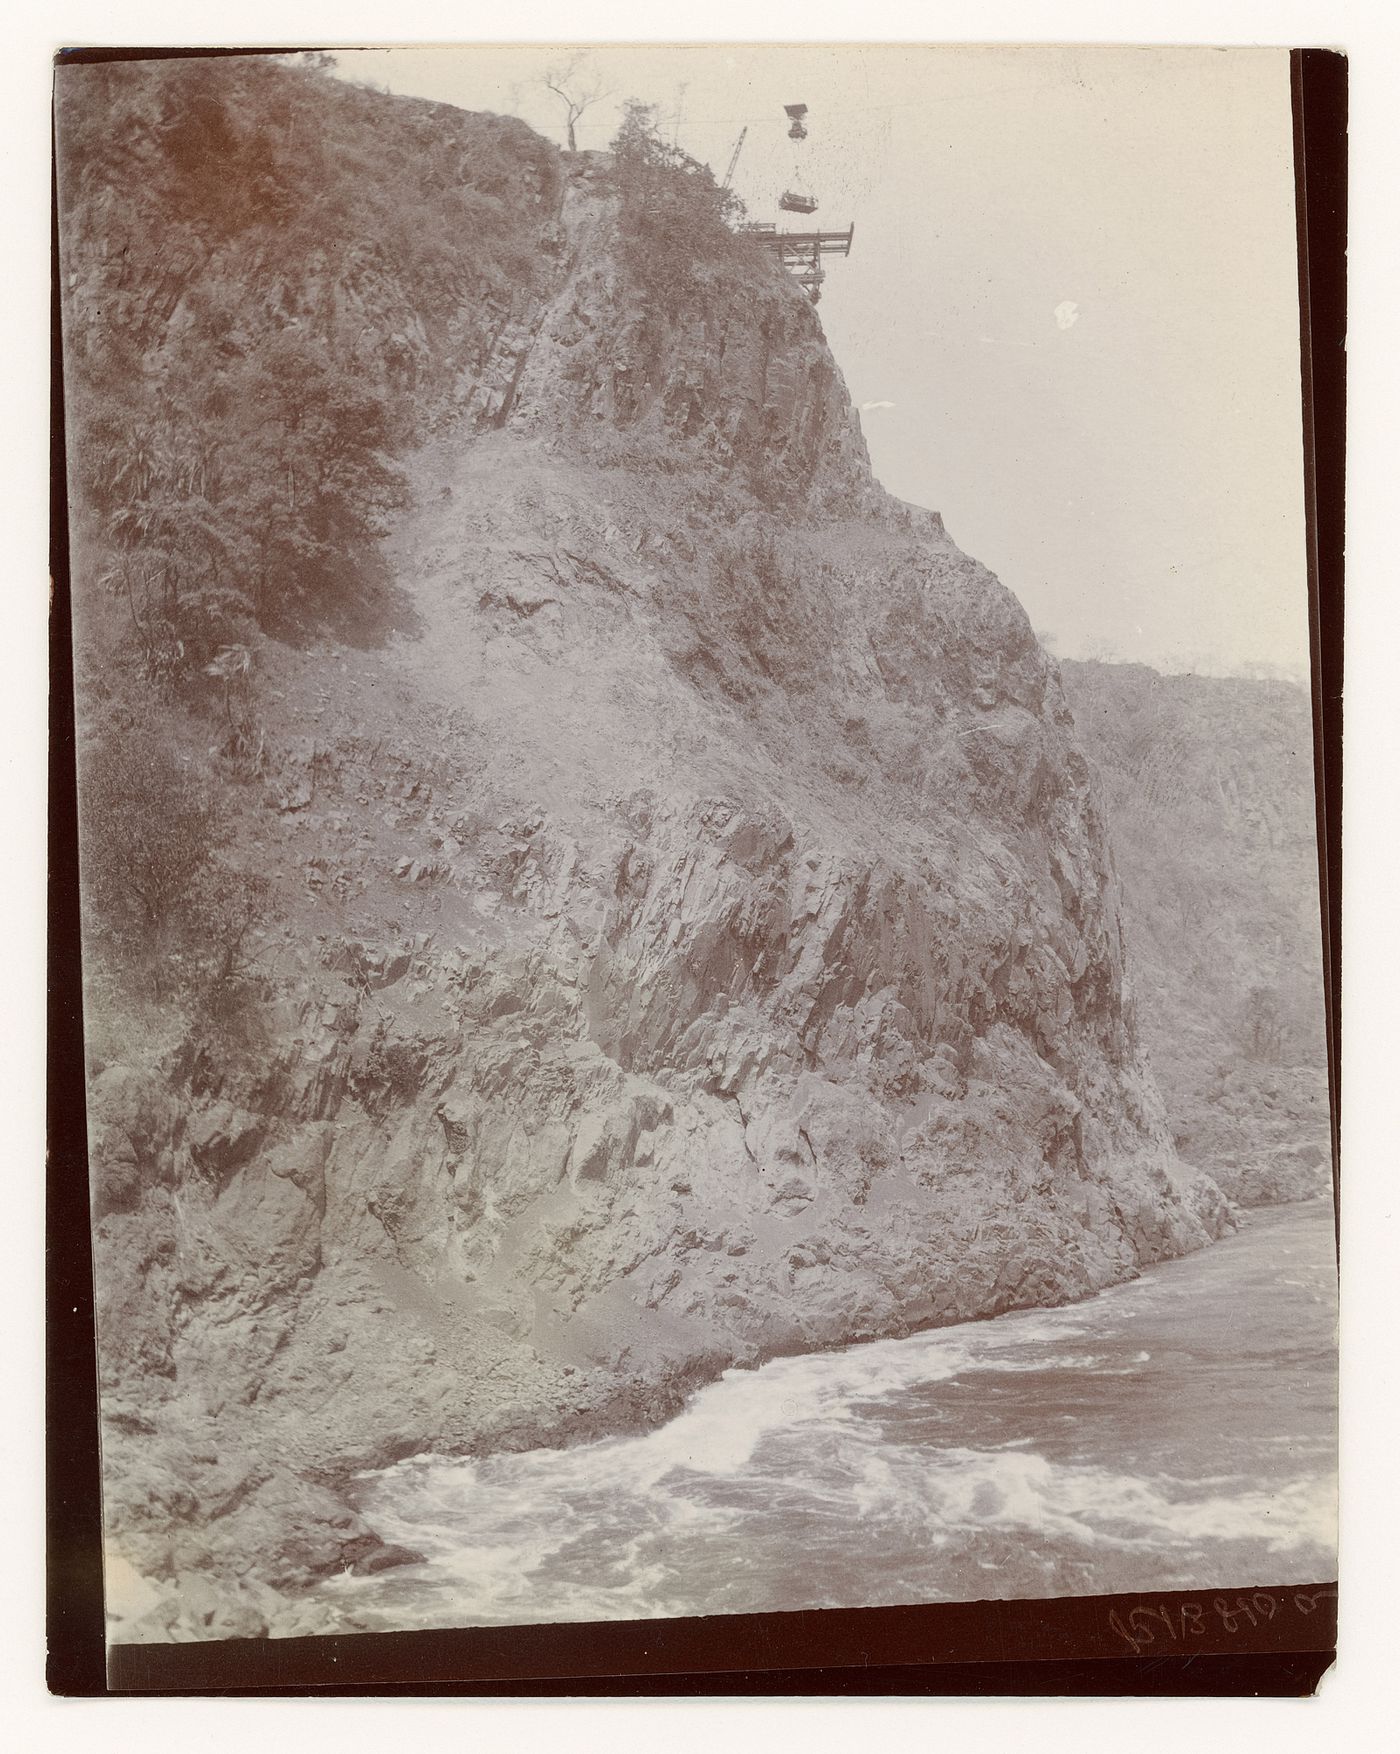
307,1197,1336,1633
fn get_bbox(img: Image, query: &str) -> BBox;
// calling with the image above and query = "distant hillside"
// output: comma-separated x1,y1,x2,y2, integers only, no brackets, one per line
1060,660,1331,1206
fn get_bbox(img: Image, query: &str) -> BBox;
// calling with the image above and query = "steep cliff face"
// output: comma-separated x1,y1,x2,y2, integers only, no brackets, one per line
60,61,1232,1642
504,154,880,517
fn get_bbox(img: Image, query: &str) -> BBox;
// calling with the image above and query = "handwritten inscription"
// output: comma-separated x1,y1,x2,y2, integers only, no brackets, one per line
1108,1588,1337,1654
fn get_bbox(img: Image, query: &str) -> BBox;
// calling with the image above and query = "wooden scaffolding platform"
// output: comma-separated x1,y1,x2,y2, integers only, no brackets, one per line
741,223,855,302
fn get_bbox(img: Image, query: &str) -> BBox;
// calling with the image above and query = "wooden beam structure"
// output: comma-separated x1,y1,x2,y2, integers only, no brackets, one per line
744,224,855,256
741,224,855,303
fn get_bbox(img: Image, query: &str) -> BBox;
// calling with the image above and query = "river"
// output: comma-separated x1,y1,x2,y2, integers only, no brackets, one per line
318,1198,1337,1632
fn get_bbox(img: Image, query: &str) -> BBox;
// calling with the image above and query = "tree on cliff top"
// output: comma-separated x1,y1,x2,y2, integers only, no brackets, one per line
542,52,611,153
609,101,747,304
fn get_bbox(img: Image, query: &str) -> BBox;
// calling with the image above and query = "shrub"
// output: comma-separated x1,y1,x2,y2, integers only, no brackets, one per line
57,53,553,676
609,101,747,307
354,1022,430,1115
78,719,267,1005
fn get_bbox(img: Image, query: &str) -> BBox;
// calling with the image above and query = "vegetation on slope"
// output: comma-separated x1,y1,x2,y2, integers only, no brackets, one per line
58,53,563,1014
609,97,750,300
59,54,560,667
58,58,861,1036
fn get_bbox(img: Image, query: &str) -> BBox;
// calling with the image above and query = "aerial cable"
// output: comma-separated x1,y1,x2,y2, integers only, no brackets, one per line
642,79,1058,129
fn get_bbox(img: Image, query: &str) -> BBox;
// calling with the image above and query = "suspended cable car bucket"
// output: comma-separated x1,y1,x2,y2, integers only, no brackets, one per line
783,103,809,120
788,120,808,140
780,190,819,215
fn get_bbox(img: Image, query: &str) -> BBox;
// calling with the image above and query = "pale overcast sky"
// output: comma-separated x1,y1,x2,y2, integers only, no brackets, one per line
330,44,1309,681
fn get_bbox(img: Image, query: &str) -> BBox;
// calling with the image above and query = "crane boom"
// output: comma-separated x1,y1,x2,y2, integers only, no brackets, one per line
721,126,747,191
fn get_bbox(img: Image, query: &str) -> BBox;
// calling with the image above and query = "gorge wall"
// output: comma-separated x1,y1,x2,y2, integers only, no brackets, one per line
58,57,1232,1642
1060,660,1331,1208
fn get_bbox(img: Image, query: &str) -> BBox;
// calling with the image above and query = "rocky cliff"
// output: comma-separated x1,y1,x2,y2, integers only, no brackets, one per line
58,58,1232,1642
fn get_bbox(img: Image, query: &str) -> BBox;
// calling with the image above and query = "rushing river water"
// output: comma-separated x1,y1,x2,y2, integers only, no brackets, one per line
320,1199,1337,1632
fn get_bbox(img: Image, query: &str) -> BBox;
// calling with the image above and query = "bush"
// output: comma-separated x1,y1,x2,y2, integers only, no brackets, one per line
609,101,747,306
78,719,267,1005
58,53,555,678
354,1022,430,1115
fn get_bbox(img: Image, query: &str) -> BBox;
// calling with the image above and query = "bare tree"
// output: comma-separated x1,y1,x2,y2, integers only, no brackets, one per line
542,53,610,153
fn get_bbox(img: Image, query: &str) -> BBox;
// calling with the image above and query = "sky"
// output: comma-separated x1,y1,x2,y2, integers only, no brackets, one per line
329,43,1309,681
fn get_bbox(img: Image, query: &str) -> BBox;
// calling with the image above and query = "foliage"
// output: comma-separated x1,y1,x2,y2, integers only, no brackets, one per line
354,1020,431,1115
56,54,568,1025
78,717,269,1005
57,53,559,680
608,101,747,306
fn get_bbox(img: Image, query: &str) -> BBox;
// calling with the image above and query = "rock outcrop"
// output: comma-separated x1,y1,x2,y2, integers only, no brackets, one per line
59,59,1235,1642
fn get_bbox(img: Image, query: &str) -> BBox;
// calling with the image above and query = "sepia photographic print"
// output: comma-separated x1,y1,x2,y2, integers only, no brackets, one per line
52,42,1338,1684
